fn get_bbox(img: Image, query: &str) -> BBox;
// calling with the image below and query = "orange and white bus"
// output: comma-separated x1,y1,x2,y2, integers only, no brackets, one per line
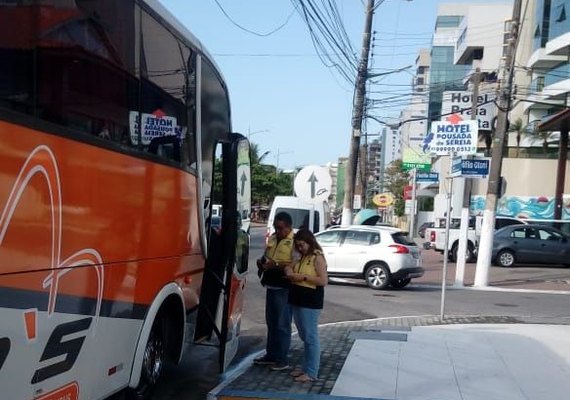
0,1,251,399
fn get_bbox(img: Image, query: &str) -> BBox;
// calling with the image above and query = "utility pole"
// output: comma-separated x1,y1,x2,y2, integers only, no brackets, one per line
455,67,481,286
474,0,523,286
341,0,375,226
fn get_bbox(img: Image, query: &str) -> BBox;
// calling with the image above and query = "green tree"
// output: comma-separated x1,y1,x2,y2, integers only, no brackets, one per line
509,117,558,157
383,159,409,217
509,117,526,158
250,143,293,205
211,141,293,207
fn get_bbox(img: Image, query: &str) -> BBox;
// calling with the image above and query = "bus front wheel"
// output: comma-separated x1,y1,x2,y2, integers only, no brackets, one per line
128,316,167,400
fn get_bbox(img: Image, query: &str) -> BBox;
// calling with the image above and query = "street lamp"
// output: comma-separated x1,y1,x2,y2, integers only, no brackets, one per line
247,127,269,139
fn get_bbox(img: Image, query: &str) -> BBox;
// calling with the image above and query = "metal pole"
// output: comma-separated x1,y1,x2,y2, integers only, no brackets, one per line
455,68,481,286
409,168,417,240
555,127,568,222
474,0,522,286
440,157,454,320
341,0,375,226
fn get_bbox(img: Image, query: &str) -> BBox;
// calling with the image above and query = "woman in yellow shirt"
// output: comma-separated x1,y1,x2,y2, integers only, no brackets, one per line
285,228,328,383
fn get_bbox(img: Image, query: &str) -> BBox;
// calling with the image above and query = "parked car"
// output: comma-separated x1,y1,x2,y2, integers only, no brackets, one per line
315,225,424,290
492,224,570,267
418,222,434,238
426,216,527,263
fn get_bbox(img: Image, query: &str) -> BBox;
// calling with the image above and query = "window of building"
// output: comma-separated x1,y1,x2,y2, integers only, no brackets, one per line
435,15,462,29
536,76,545,92
555,4,566,22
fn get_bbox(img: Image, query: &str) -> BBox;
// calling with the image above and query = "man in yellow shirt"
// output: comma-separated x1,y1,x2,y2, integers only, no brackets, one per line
254,212,295,371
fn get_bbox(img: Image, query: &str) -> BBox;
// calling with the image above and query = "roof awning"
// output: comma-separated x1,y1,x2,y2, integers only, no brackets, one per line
538,108,570,132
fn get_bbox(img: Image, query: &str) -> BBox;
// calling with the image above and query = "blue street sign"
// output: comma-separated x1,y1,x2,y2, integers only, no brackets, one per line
416,172,439,183
451,157,489,178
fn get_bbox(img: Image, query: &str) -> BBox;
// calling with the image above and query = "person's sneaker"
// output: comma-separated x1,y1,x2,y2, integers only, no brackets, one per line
253,356,275,365
270,362,290,371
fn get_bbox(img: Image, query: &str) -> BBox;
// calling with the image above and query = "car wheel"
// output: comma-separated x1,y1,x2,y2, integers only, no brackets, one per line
451,243,475,263
390,278,411,289
364,263,390,290
497,249,515,268
127,317,167,400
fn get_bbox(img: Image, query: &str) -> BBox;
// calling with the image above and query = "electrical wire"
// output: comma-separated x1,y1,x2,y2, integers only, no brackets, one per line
212,0,298,37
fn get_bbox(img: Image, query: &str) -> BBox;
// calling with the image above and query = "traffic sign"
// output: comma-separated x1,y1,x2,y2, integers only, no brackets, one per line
294,165,332,204
402,161,431,171
423,114,478,156
451,157,489,178
416,172,439,183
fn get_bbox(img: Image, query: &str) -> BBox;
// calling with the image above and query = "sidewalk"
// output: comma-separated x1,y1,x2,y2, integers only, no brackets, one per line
210,315,570,400
415,245,570,293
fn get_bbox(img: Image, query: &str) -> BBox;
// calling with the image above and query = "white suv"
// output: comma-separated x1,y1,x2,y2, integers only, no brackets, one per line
315,225,424,290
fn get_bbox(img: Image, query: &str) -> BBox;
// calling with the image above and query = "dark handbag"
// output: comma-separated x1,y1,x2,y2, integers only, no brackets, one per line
260,267,289,288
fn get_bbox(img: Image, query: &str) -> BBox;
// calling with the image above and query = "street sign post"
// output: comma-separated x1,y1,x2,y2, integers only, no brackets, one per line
294,165,332,204
451,157,490,178
423,114,479,320
416,172,439,183
294,166,332,231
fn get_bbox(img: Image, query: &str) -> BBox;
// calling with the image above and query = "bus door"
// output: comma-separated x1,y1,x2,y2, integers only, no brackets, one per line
195,135,250,371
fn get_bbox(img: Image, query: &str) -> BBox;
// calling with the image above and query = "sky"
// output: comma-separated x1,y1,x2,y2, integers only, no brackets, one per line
160,0,503,171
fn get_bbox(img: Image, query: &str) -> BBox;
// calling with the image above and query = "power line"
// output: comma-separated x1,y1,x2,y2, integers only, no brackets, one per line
212,0,298,37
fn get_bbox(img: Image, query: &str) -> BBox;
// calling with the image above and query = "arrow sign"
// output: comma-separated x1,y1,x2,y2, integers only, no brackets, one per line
240,171,247,196
294,166,332,204
308,172,318,198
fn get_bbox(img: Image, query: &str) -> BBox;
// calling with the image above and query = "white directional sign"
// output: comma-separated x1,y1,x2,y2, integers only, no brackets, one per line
294,165,332,204
423,114,478,156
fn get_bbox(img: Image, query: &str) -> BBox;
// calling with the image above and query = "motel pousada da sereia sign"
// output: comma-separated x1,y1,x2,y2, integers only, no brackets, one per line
423,114,478,156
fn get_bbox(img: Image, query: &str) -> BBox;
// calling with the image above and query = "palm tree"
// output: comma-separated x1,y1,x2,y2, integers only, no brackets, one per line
250,142,270,165
508,118,525,157
508,118,557,157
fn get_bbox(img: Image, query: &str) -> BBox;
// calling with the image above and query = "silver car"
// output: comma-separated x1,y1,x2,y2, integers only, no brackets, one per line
315,225,424,290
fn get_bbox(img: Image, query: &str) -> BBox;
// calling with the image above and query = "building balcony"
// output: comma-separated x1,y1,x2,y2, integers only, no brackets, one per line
527,48,567,69
522,87,569,113
545,31,570,56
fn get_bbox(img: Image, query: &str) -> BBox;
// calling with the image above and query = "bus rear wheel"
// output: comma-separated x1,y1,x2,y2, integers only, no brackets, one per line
127,317,167,400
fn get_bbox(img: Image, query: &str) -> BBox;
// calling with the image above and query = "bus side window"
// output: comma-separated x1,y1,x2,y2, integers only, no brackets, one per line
139,8,192,166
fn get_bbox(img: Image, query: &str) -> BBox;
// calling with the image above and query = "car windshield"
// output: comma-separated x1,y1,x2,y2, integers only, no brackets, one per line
391,232,416,246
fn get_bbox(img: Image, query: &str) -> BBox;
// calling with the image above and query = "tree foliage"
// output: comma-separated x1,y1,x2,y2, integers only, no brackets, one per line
212,142,294,207
383,159,409,217
250,143,293,205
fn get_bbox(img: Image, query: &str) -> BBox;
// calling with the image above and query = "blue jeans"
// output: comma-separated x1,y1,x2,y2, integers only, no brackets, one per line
291,305,321,378
265,288,292,363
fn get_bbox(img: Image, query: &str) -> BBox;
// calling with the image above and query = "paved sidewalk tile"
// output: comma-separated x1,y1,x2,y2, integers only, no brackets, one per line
213,315,569,399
